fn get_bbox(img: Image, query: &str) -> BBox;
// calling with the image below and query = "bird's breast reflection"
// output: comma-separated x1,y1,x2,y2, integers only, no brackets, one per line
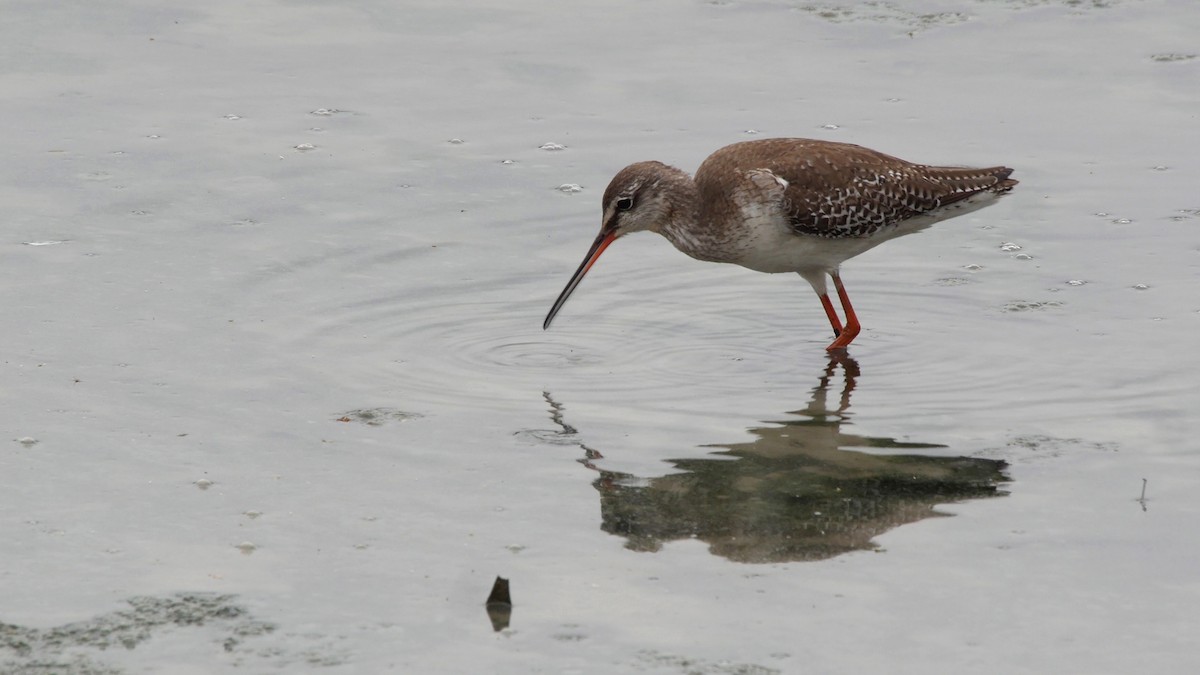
538,355,1009,564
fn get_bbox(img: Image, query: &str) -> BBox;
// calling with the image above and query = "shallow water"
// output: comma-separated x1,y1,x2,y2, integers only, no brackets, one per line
4,0,1199,672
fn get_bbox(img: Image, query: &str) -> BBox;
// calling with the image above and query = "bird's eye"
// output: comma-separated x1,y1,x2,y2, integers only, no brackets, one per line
615,196,634,211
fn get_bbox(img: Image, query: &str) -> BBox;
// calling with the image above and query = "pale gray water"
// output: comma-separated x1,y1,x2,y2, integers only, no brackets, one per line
4,0,1199,673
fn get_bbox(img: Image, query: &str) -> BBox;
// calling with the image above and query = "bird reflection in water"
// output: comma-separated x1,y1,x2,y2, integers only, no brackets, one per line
541,354,1009,564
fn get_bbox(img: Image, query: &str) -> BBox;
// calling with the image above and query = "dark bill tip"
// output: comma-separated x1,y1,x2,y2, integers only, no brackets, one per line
543,231,617,329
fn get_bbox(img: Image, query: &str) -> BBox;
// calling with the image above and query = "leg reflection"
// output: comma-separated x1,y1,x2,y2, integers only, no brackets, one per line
539,358,1009,563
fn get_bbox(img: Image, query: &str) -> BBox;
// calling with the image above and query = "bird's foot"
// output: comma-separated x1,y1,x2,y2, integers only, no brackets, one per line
825,324,861,351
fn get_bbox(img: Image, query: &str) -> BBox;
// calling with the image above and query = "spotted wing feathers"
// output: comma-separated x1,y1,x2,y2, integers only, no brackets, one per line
782,152,1016,239
696,139,1016,240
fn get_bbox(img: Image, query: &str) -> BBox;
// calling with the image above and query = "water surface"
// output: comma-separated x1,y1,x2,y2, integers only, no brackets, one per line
3,0,1199,672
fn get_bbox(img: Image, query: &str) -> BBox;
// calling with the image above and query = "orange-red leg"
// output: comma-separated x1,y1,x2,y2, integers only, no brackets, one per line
825,272,861,351
818,292,844,337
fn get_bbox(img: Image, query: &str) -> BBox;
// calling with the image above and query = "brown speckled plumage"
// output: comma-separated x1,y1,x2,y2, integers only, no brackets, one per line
694,139,1015,241
545,137,1018,351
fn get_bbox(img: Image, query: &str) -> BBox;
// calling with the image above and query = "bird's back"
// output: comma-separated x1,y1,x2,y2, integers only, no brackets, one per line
695,138,1017,240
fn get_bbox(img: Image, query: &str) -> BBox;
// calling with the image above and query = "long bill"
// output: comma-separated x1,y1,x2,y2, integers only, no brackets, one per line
543,230,617,329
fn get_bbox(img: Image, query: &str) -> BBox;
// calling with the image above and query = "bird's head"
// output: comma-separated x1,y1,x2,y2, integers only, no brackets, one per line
598,161,680,237
543,161,688,329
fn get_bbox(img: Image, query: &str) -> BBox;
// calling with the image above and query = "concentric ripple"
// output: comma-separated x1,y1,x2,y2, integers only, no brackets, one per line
221,228,1194,445
228,239,821,412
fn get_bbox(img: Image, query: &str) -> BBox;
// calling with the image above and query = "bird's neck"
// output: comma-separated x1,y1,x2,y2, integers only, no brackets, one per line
654,177,730,263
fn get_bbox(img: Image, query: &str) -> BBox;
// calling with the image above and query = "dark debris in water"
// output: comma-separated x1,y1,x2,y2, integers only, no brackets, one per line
1019,0,1132,9
335,407,423,426
485,577,512,607
1,593,275,673
512,428,582,446
796,2,967,32
485,576,513,632
1,656,124,675
1151,53,1196,62
1003,300,1063,312
637,649,781,675
1007,434,1119,453
799,0,1145,33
